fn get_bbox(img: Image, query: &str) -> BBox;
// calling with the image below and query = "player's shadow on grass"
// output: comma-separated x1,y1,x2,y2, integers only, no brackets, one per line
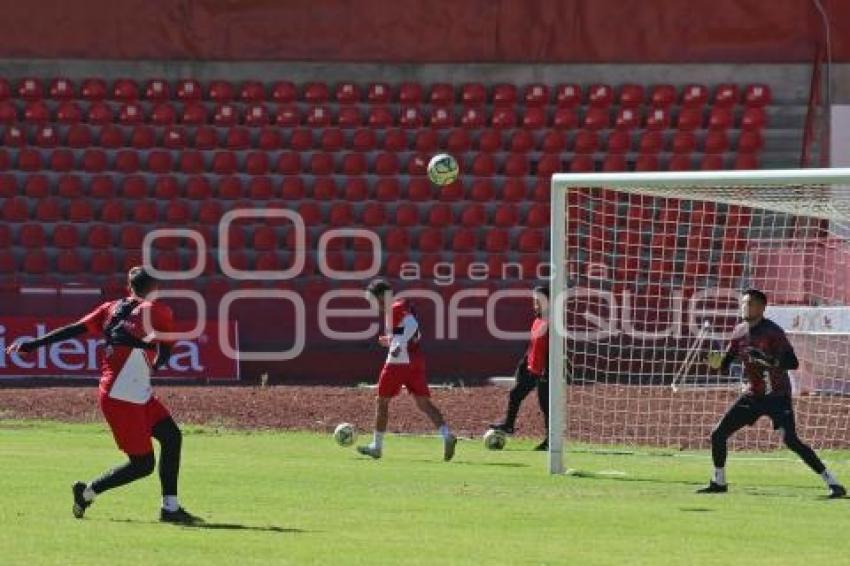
107,518,306,533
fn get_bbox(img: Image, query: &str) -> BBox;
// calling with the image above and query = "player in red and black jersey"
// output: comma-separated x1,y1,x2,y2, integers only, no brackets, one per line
698,289,845,498
4,267,203,522
490,285,549,450
356,279,457,461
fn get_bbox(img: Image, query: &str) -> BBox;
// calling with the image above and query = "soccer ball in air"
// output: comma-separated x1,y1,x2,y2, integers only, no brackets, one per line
483,428,507,450
427,153,460,186
333,423,357,447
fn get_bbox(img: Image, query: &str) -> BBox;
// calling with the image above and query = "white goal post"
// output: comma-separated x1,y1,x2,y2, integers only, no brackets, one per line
548,168,850,475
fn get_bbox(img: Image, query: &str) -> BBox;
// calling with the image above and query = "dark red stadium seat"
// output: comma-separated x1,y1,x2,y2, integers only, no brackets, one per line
429,83,454,106
509,130,534,153
451,229,477,253
457,203,486,228
681,84,708,107
635,153,660,171
244,176,272,200
217,176,243,199
502,178,527,202
335,82,360,104
375,178,400,201
484,230,509,253
407,178,431,202
618,84,645,108
24,174,49,198
425,107,451,129
276,152,301,174
582,107,609,130
56,101,82,123
426,203,453,228
296,202,322,226
270,81,296,103
478,129,502,153
121,175,148,198
245,103,270,127
24,101,50,123
119,102,144,125
526,204,549,228
466,179,493,202
198,201,223,224
17,78,43,100
34,197,61,222
337,106,362,128
87,103,115,127
493,204,519,227
244,151,270,175
398,82,423,105
342,152,367,176
278,177,304,201
538,153,563,177
367,82,392,104
708,107,733,130
175,79,201,101
20,223,46,248
179,150,205,174
0,173,16,197
235,80,264,103
312,177,337,200
1,196,28,222
185,176,212,200
151,103,177,125
504,154,529,177
446,129,471,153
471,153,495,176
304,82,330,103
56,250,85,274
734,152,759,169
460,107,486,129
308,152,334,175
374,152,400,175
517,229,544,253
522,107,546,129
737,130,764,152
602,153,627,172
704,130,729,153
649,84,677,108
84,224,113,249
23,251,49,275
0,100,16,124
461,83,486,107
614,107,640,130
417,228,444,252
90,250,117,274
383,227,409,252
132,200,159,223
523,84,549,107
607,130,631,153
574,129,599,153
668,153,693,171
744,84,771,107
328,202,353,227
208,80,235,103
213,103,238,127
672,131,697,153
287,128,312,151
360,201,386,226
700,154,724,170
587,84,613,108
210,151,237,175
89,175,115,199
399,106,424,129
82,78,108,101
257,127,282,150
645,108,671,130
192,126,217,150
395,203,420,227
676,107,703,131
368,106,394,129
118,225,144,249
63,124,91,148
413,129,438,153
569,154,594,173
130,125,155,149
222,127,249,150
740,107,766,130
144,79,170,102
713,84,739,107
182,102,207,126
116,149,141,173
35,125,59,147
154,176,180,199
3,125,23,146
552,108,578,130
96,124,123,148
17,148,43,171
491,107,517,129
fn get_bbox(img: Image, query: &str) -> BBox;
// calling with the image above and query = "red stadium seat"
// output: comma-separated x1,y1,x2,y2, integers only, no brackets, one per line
118,102,144,125
176,79,202,101
24,101,50,123
737,130,764,152
618,84,645,107
395,203,420,227
536,131,563,153
185,176,212,200
112,78,139,101
635,153,660,171
337,106,362,128
182,102,207,126
461,83,486,107
115,149,141,173
460,107,485,129
459,203,487,227
417,228,444,252
296,202,322,226
217,176,243,199
427,204,453,227
374,178,400,201
270,81,296,103
209,80,235,103
151,103,177,125
493,204,519,227
0,173,16,197
164,200,192,226
430,107,453,129
144,79,171,102
23,251,49,275
504,154,529,177
244,151,270,175
574,129,599,153
328,202,354,227
734,153,759,169
17,148,43,171
89,175,116,199
569,154,594,173
24,174,49,198
700,154,724,170
198,201,223,224
614,107,641,130
360,201,387,226
414,129,439,153
484,230,510,253
304,82,330,104
276,152,301,175
82,78,108,100
405,178,430,202
374,151,400,175
744,84,771,107
383,227,410,252
312,177,337,200
88,102,114,126
335,82,360,104
554,84,581,108
191,126,218,150
342,152,368,176
246,176,273,200
121,175,148,198
309,152,335,176
510,129,535,153
537,153,563,177
17,78,43,100
708,107,733,130
602,154,627,172
35,198,61,222
35,125,59,147
129,125,155,149
517,229,544,253
57,250,85,274
0,101,16,123
397,82,422,105
56,101,82,123
154,176,180,199
20,223,46,248
671,131,696,153
491,107,517,129
97,124,123,148
650,84,677,108
399,106,424,129
740,107,766,130
64,124,92,148
1,196,28,222
430,83,454,106
258,127,283,150
0,79,11,100
86,224,113,249
502,178,527,201
588,84,613,108
451,229,477,253
118,225,144,249
367,106,394,129
522,84,549,107
522,107,546,129
488,83,515,107
3,125,24,147
682,84,708,107
238,80,265,103
348,128,374,152
224,127,250,150
275,105,300,127
177,150,204,174
90,250,117,274
478,129,502,153
713,84,739,107
607,130,631,153
703,130,729,153
289,128,314,151
132,200,159,223
677,107,703,131
470,153,495,177
244,103,270,127
668,153,693,171
278,177,304,201
213,103,238,127
552,108,578,130
645,108,671,130
446,129,471,153
367,82,392,104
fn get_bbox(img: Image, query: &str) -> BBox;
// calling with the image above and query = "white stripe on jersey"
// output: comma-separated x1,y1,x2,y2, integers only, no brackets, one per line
108,348,153,404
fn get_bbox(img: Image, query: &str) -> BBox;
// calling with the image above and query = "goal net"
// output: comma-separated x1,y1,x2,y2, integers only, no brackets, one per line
548,169,850,474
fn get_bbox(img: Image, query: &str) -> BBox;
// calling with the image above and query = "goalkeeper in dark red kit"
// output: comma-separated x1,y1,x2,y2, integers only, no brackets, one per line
698,289,845,498
490,285,550,450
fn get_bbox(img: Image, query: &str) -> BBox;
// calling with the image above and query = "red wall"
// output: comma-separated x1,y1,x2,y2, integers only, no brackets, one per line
0,0,842,62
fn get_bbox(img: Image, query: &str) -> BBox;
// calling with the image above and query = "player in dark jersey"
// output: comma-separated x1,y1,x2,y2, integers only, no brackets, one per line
356,279,457,461
697,289,846,498
4,267,203,522
489,285,550,450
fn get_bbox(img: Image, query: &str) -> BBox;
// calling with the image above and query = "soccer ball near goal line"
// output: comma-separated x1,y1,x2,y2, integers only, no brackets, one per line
483,428,507,450
427,153,459,186
333,423,356,447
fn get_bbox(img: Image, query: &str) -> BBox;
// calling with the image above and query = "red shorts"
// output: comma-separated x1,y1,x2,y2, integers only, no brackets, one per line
98,391,171,456
377,357,430,398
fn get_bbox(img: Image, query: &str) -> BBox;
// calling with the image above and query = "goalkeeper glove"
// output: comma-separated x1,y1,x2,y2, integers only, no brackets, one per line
706,351,724,370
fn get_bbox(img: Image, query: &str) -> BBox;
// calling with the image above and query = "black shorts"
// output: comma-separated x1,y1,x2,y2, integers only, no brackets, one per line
721,394,795,431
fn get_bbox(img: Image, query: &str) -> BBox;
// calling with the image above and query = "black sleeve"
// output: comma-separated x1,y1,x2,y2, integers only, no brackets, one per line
775,331,799,370
21,323,88,352
152,343,172,370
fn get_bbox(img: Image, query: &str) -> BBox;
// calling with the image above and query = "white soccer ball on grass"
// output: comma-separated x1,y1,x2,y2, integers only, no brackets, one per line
333,423,357,447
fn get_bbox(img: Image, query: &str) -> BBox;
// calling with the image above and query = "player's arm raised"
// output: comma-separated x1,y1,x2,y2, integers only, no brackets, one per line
4,322,88,355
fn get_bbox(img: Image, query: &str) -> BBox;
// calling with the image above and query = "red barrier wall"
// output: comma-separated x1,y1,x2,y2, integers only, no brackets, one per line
0,0,843,62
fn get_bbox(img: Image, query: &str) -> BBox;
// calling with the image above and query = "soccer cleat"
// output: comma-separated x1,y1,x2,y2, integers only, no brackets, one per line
72,481,91,519
534,439,549,451
828,484,847,499
160,507,204,525
488,422,515,435
696,481,728,494
443,434,458,462
356,445,382,460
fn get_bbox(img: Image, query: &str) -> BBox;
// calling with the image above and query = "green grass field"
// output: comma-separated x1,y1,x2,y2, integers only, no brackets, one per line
1,421,848,565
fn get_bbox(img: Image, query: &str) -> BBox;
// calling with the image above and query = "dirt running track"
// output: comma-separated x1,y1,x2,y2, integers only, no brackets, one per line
1,385,848,450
